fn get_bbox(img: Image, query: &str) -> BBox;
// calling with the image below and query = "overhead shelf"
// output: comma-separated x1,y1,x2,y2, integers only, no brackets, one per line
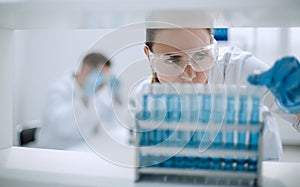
0,0,300,29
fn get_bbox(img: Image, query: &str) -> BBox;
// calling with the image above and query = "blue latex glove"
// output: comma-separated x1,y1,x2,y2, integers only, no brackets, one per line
248,56,300,114
82,69,105,98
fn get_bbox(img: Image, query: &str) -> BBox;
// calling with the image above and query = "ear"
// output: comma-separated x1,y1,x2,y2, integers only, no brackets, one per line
144,46,155,73
144,46,150,60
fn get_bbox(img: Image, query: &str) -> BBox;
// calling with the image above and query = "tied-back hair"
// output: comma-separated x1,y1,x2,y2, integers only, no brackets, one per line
83,53,111,68
145,28,214,83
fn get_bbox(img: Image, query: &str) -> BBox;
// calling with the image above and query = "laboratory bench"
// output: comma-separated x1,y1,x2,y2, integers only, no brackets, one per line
0,146,299,187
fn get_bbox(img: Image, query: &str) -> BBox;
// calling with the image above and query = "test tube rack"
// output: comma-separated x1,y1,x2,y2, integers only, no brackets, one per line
134,83,264,187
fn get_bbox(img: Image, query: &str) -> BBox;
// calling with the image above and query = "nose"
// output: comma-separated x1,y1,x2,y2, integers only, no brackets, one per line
180,64,196,80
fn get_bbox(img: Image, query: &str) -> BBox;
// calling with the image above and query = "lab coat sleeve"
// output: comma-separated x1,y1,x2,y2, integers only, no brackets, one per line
44,83,98,142
264,91,300,132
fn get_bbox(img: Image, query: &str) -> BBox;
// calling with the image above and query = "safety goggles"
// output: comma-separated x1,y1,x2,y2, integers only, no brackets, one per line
149,44,218,77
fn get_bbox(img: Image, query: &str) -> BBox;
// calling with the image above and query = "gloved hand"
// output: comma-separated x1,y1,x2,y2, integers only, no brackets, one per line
109,75,122,104
82,69,105,98
248,56,300,114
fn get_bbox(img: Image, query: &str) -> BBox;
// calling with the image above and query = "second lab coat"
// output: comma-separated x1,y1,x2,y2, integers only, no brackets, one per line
37,72,120,150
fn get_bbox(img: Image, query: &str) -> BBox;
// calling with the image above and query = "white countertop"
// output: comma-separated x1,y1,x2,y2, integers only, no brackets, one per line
0,146,299,187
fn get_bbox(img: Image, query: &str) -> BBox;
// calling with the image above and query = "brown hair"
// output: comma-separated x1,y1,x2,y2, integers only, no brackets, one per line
145,28,214,83
83,53,111,68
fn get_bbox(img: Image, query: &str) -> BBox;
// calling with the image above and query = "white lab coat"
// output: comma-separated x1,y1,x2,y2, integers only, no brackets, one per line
37,72,121,150
130,46,289,161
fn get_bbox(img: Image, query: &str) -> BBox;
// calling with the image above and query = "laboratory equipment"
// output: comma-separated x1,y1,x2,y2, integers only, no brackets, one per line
135,83,264,186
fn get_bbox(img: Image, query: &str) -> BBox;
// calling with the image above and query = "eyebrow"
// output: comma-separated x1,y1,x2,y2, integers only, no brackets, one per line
167,55,182,58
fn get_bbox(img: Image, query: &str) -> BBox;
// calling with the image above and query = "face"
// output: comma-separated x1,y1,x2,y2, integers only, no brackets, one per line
82,64,111,82
145,28,214,84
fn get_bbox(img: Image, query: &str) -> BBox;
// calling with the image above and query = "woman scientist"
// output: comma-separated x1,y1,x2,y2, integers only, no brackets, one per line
137,28,284,160
37,53,121,150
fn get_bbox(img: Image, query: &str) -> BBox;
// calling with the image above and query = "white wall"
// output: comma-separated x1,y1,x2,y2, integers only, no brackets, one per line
13,29,150,144
0,28,13,149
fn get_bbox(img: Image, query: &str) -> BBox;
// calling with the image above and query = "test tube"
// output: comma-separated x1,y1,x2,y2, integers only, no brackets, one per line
140,153,148,167
165,83,181,123
194,84,204,124
187,130,194,148
186,156,197,169
201,86,211,124
225,85,236,149
213,131,223,148
238,86,248,150
212,85,225,124
223,157,234,171
151,154,161,167
140,130,149,146
190,130,203,148
247,157,258,172
174,156,185,168
235,158,246,171
181,84,193,123
198,157,211,169
212,86,225,149
249,86,262,150
156,129,163,145
190,90,200,123
151,83,165,122
141,84,152,120
161,129,171,147
161,155,173,168
149,129,157,146
175,130,184,147
211,157,222,170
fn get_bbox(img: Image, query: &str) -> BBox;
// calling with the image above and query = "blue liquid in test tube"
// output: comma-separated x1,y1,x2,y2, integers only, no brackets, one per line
185,156,196,169
161,129,170,147
165,84,181,123
150,84,165,122
247,157,258,172
226,93,235,148
174,156,185,168
141,84,151,120
250,95,260,150
149,130,157,146
140,153,147,167
213,132,223,148
156,129,163,145
211,157,222,170
202,94,211,123
161,156,173,168
213,94,224,124
236,158,246,171
151,154,161,167
250,97,260,124
223,158,234,171
249,130,259,150
140,131,148,146
181,84,193,123
190,130,202,148
198,157,211,169
190,94,199,123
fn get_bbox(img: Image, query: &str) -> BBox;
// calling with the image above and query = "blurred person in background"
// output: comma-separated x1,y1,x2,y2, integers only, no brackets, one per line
37,53,123,150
